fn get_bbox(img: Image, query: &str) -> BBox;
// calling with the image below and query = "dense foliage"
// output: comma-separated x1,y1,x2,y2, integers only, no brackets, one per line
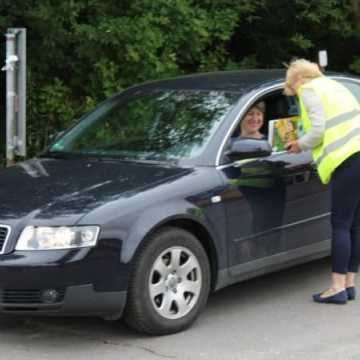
0,0,359,157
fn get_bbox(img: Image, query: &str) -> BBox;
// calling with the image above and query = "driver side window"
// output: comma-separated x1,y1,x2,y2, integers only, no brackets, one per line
228,91,299,149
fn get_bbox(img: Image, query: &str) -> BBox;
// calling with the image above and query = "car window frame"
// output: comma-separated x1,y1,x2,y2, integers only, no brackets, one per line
215,83,284,167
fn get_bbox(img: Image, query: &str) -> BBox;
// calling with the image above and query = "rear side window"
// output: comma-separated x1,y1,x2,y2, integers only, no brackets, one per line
337,79,360,103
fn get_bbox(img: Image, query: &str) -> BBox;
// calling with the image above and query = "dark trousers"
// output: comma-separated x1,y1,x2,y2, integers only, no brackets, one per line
331,152,360,274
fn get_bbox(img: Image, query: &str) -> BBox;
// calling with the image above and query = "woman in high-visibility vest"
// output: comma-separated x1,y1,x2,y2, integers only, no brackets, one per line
284,59,360,304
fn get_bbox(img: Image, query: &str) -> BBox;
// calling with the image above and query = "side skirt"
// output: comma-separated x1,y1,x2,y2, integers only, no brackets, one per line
215,239,331,291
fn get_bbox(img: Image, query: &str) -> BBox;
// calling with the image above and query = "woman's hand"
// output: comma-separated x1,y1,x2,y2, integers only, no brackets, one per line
285,140,302,153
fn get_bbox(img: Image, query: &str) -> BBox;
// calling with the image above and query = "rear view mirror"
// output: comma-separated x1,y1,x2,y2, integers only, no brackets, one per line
226,138,272,162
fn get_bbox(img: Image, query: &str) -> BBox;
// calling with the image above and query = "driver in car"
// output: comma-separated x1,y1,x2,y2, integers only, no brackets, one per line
239,101,266,139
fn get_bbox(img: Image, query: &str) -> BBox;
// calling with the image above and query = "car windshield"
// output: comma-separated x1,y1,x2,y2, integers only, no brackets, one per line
49,89,240,161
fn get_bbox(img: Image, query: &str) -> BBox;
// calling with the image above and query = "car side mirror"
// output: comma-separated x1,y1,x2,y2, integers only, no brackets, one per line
226,138,272,162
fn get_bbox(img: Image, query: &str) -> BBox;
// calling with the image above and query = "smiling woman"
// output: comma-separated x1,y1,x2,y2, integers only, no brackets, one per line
239,101,266,139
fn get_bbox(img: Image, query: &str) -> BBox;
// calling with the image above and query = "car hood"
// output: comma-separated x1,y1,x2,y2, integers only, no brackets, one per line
0,157,191,223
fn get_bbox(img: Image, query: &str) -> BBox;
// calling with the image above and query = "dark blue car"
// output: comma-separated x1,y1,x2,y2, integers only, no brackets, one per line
0,70,360,335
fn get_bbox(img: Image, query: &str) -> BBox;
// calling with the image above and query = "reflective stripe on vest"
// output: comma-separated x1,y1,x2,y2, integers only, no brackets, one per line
325,109,360,131
315,126,360,166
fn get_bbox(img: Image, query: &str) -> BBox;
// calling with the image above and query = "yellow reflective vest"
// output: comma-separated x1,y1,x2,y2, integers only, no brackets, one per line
298,76,360,184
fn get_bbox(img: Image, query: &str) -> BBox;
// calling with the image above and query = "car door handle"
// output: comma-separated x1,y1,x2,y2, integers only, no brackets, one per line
290,170,312,183
293,173,306,183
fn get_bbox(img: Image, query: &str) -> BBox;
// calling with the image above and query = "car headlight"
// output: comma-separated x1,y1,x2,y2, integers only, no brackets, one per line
16,226,100,250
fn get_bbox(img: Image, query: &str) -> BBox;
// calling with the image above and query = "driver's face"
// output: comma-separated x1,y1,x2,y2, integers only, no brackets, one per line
242,108,264,133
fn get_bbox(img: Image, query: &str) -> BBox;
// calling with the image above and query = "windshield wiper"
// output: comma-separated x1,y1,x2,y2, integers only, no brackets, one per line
39,151,80,159
40,151,178,166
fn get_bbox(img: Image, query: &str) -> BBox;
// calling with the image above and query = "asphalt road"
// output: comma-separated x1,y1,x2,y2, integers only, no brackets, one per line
1,257,360,360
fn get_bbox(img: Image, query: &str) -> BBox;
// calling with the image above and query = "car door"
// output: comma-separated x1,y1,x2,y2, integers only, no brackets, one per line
218,92,331,277
219,151,331,277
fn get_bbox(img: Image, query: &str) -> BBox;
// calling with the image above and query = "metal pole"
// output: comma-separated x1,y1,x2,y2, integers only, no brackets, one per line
2,28,27,166
4,32,17,166
10,28,26,157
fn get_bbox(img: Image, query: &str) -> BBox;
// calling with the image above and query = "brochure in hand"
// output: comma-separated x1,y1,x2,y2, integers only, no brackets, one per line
268,116,302,152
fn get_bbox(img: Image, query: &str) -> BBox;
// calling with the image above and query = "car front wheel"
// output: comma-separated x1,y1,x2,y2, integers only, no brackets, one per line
124,226,211,335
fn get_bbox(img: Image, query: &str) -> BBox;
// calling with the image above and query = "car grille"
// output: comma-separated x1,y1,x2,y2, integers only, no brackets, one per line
0,225,10,254
0,289,66,304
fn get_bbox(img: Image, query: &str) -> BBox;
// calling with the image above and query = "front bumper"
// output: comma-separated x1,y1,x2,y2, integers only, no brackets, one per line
0,284,127,319
0,242,130,319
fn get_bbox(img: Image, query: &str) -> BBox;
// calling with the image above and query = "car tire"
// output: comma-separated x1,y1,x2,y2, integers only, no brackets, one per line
124,226,211,335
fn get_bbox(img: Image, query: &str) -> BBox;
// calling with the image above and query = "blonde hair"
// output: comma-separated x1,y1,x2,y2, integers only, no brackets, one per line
284,58,323,95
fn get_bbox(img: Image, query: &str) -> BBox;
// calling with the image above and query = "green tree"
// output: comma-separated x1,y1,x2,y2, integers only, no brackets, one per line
0,0,359,158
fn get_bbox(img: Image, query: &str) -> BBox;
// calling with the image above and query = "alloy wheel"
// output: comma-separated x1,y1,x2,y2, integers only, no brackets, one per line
149,246,202,320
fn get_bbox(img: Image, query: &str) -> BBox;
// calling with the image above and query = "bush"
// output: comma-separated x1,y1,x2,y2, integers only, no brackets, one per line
0,0,359,157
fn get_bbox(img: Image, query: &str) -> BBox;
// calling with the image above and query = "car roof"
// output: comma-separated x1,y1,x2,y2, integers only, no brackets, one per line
128,69,357,95
137,69,286,93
